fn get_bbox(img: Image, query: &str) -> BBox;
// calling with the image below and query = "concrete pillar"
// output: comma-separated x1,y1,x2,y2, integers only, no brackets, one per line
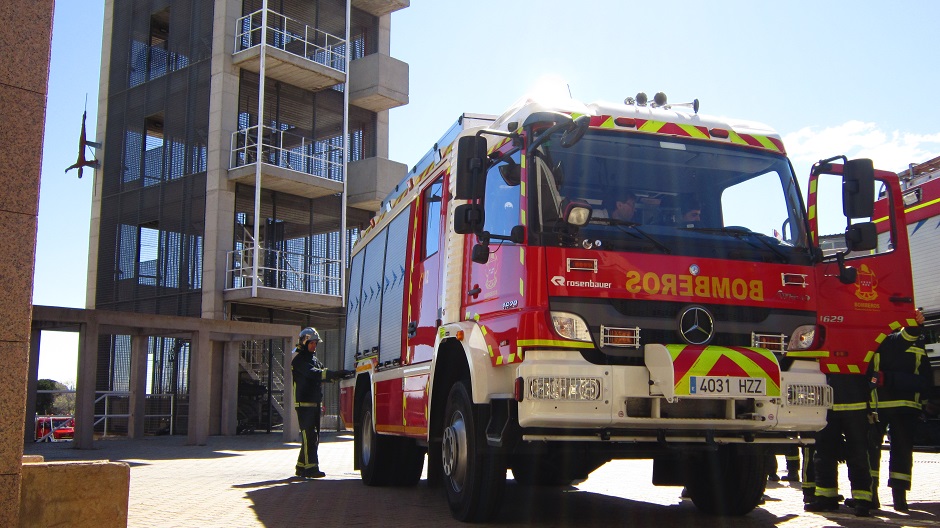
187,331,213,445
220,341,240,435
201,0,241,320
0,2,54,523
24,329,41,444
87,0,115,309
74,319,99,449
128,335,149,439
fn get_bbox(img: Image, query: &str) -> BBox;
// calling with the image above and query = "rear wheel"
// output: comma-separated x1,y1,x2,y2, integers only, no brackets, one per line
687,445,766,515
442,381,506,522
358,389,394,486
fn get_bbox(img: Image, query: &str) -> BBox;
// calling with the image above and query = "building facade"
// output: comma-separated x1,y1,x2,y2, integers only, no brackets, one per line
86,0,408,439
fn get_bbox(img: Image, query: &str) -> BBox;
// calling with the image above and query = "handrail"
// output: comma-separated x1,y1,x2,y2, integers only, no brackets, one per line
234,8,347,73
34,391,176,440
230,124,345,182
225,245,342,296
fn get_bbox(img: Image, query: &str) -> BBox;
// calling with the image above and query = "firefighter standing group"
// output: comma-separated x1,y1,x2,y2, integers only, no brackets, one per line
798,309,933,516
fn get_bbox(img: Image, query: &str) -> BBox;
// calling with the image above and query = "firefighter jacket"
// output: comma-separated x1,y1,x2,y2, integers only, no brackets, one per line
291,346,342,406
871,325,932,415
827,372,873,412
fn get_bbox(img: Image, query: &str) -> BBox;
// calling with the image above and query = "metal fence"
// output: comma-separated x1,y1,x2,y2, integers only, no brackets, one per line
226,245,342,296
235,8,347,72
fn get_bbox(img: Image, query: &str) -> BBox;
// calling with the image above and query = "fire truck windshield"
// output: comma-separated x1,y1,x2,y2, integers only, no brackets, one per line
528,130,810,264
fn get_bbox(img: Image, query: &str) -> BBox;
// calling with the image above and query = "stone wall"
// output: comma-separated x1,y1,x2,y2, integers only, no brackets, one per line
0,1,54,526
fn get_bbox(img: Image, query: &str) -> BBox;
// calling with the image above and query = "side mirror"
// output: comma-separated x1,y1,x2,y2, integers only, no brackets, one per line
471,242,489,264
845,221,877,252
842,158,874,218
455,135,488,200
454,203,484,235
509,225,525,244
560,115,590,148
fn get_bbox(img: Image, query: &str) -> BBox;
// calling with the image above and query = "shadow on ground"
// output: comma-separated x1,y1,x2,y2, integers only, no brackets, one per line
243,478,806,528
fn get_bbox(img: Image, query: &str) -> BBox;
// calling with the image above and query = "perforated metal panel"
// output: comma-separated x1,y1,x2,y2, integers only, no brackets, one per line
344,250,365,370
378,211,409,363
357,228,387,358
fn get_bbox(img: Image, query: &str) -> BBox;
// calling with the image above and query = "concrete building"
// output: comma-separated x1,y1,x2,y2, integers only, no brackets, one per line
77,0,409,445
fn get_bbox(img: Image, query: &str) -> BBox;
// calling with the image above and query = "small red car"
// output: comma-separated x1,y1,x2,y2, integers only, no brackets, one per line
35,417,74,441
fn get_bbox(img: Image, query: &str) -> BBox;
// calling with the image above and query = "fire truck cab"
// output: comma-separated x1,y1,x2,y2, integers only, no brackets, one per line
341,91,915,521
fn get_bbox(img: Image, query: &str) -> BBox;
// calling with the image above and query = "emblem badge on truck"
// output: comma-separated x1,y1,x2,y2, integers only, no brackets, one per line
678,305,714,345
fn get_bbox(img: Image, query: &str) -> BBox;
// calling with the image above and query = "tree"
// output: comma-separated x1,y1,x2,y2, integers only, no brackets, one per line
36,379,60,415
52,382,76,415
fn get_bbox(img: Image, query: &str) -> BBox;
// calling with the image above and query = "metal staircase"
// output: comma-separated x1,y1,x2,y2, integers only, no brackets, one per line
238,340,286,430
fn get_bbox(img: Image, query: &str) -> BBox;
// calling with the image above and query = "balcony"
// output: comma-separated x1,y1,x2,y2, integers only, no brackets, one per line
348,53,409,113
352,0,410,17
234,9,346,92
347,156,407,211
229,125,344,199
224,245,343,309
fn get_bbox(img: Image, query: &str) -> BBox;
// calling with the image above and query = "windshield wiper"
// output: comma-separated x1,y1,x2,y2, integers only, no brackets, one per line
589,217,671,254
682,227,788,263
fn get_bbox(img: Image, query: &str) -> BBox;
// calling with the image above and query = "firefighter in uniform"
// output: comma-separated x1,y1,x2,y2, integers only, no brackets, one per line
804,367,874,516
292,327,351,479
867,309,932,511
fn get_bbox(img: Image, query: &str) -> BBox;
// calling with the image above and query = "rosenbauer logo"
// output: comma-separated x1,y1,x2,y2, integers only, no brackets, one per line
551,276,612,289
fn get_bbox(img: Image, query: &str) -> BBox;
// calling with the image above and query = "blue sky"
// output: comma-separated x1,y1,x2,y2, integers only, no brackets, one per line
35,1,940,384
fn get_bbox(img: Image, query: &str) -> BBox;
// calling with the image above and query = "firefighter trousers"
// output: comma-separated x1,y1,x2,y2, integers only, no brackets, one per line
295,405,322,473
814,409,873,502
869,412,916,491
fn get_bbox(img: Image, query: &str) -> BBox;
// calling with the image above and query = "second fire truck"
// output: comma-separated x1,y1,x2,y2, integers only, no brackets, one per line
340,91,916,521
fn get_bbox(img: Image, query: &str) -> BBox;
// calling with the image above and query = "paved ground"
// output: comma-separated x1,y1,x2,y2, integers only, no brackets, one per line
25,433,940,527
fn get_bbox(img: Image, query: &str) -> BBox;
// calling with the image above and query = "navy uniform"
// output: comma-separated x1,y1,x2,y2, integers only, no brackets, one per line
292,327,350,479
868,311,932,511
805,371,874,517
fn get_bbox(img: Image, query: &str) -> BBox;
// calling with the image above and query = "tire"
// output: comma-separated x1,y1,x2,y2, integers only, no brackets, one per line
686,445,766,515
358,389,394,486
441,381,506,522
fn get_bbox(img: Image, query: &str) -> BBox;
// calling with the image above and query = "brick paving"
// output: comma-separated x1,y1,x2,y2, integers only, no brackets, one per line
25,434,940,527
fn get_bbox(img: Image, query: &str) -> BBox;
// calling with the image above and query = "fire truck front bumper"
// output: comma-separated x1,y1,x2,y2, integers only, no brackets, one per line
514,347,830,441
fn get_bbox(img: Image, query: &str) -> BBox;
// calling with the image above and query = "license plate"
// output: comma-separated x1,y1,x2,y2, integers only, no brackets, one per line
689,376,766,396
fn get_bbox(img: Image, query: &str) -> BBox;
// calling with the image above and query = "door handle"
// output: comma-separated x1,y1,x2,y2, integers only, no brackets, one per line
407,321,417,338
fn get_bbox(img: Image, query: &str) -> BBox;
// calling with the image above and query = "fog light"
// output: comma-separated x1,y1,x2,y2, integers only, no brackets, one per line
528,377,601,401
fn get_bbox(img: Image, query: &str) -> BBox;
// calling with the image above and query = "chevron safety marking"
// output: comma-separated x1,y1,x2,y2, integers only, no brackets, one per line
666,344,781,397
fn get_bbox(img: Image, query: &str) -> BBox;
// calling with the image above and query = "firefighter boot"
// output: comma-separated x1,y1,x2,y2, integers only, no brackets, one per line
854,499,872,517
804,497,839,512
802,487,816,504
892,488,908,512
783,459,800,482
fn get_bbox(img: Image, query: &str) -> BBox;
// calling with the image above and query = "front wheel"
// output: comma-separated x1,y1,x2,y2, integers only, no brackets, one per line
442,381,506,522
686,445,766,515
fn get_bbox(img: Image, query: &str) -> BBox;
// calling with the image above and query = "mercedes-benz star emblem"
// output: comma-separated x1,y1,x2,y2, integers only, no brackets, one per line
678,306,714,345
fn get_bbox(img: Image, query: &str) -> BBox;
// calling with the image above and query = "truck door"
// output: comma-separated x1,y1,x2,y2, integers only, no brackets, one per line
809,164,915,373
407,175,445,365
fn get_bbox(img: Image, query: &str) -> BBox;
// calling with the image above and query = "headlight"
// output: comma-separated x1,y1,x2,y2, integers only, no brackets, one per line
551,311,592,342
787,325,816,350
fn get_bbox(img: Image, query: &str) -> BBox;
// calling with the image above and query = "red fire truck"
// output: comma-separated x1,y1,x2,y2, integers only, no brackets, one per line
876,156,940,446
340,91,915,521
